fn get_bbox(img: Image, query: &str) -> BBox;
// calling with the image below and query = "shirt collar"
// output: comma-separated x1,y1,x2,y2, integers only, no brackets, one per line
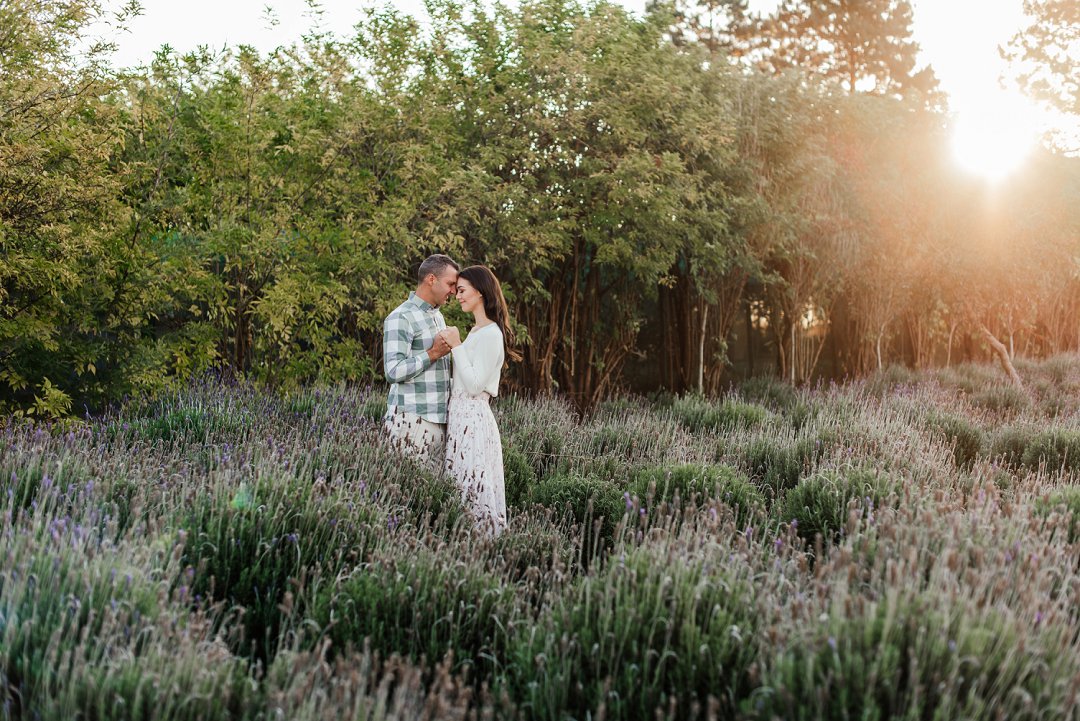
408,291,437,313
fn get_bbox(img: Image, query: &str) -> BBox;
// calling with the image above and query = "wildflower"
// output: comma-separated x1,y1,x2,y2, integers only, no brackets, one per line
828,637,837,650
624,491,633,511
948,639,957,653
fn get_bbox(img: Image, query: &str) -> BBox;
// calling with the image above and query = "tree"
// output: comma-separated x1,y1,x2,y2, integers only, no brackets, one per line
0,0,134,414
755,0,939,103
655,0,761,60
1006,0,1080,150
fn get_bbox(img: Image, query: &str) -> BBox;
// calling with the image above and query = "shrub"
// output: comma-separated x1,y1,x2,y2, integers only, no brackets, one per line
359,393,388,422
1,540,164,714
503,445,537,509
866,364,919,395
528,472,626,548
1038,486,1080,543
778,466,896,545
54,648,253,721
629,464,765,526
130,405,247,447
505,542,758,719
179,476,383,662
496,396,572,481
750,596,1072,720
741,436,803,493
1020,430,1080,473
313,547,521,681
671,395,770,433
923,412,985,468
970,384,1030,415
738,375,799,410
936,363,1002,396
989,425,1036,468
738,428,842,495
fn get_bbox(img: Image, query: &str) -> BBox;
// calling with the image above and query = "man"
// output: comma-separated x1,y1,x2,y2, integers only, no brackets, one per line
383,254,459,470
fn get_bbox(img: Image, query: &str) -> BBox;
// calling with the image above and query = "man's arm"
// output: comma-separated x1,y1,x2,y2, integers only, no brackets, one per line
383,313,451,383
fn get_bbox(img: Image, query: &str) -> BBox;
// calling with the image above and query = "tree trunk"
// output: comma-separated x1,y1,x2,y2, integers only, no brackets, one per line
697,303,707,394
979,323,1023,388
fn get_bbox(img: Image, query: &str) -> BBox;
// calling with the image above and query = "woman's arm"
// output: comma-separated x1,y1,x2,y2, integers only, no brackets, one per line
450,330,502,395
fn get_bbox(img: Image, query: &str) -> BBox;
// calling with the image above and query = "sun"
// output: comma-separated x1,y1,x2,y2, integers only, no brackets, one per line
950,102,1037,182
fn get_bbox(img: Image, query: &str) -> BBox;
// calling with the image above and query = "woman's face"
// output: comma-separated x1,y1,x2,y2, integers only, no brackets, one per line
455,278,483,315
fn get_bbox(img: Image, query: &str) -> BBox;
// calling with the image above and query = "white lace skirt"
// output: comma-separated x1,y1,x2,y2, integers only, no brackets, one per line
445,391,507,536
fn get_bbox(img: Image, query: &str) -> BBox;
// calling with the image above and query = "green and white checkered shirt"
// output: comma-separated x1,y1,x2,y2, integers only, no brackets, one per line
383,292,450,424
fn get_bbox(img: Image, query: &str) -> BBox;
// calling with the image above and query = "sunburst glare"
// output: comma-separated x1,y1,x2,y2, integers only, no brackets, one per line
951,96,1039,182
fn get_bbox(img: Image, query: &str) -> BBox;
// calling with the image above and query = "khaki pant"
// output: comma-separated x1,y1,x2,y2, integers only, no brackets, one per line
384,409,446,473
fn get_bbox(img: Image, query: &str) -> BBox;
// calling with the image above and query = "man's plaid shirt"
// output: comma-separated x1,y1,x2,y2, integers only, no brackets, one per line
383,292,450,424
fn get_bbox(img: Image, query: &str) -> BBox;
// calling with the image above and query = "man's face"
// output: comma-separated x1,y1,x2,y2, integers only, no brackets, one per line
431,269,458,306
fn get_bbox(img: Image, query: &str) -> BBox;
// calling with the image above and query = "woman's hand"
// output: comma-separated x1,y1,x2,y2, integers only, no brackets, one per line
441,326,462,348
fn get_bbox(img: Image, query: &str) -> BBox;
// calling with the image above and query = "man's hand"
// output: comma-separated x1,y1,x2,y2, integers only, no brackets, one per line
427,332,452,362
442,326,462,348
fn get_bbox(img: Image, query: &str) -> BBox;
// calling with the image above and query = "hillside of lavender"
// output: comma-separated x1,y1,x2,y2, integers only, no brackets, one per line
3,357,1080,720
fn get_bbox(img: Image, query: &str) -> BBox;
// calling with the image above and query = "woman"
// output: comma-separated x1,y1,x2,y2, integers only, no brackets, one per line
440,265,520,536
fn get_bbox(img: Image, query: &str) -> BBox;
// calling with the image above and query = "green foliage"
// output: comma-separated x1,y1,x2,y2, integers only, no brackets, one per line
671,395,770,433
178,475,383,661
1020,429,1080,472
737,430,835,493
1038,486,1080,543
528,472,626,548
738,375,800,411
989,425,1080,473
971,383,1031,415
505,542,758,719
313,546,522,677
2,0,1079,414
503,445,538,508
629,463,764,525
778,465,896,544
990,425,1037,468
8,372,1080,719
923,411,985,467
751,595,1068,720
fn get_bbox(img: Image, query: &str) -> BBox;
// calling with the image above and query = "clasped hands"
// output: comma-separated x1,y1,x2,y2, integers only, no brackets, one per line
428,326,462,360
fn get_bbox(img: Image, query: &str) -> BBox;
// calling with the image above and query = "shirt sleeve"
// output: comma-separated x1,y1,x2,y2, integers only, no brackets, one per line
450,330,503,396
383,312,432,383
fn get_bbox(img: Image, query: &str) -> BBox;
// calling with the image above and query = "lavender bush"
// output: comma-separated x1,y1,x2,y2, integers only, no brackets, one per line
3,358,1080,719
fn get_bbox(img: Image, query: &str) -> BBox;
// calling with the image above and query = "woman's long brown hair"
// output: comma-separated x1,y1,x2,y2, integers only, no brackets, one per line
458,265,522,363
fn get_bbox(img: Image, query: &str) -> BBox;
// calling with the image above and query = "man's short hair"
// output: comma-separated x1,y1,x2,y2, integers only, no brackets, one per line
417,254,459,284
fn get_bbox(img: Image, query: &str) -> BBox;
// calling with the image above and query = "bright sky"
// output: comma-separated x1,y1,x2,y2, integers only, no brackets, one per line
99,0,1072,176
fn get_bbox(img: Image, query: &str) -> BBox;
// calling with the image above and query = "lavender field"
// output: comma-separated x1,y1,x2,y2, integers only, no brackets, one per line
3,358,1080,720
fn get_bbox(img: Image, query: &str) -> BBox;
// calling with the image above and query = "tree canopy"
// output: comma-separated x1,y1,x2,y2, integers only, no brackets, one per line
1,0,1078,414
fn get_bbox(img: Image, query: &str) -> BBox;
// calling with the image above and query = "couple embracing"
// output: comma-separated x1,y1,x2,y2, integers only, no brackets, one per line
382,254,520,536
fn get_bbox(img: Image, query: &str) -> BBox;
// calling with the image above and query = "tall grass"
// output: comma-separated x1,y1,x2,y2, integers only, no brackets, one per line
3,358,1080,719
